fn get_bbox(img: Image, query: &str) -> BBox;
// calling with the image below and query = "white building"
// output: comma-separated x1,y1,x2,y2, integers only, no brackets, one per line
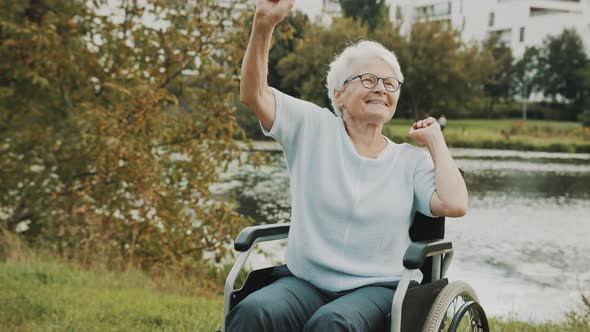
294,0,590,58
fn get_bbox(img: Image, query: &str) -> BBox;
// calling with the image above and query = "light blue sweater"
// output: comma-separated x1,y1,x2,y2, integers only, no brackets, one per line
262,88,438,292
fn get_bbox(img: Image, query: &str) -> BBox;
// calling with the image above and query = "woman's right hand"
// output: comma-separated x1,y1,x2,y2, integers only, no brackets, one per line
255,0,296,27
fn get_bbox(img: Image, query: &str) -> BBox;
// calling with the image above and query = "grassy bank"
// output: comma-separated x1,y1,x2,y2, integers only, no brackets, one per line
384,119,590,153
0,259,223,332
1,259,589,332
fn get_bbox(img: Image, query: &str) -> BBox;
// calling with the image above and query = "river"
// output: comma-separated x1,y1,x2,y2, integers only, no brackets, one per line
214,143,590,322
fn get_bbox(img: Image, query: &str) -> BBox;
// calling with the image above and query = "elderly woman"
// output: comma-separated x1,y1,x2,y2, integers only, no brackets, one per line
227,0,468,331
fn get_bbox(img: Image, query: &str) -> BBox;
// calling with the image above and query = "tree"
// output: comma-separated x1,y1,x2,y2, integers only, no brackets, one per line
275,18,497,119
0,0,252,271
482,35,514,113
234,9,309,139
276,17,370,109
536,29,587,107
512,46,541,100
269,10,310,96
510,46,543,119
339,0,389,31
582,62,590,126
395,22,493,119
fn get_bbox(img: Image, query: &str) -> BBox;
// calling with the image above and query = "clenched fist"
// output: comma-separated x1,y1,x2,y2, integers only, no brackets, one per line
409,117,443,146
255,0,296,27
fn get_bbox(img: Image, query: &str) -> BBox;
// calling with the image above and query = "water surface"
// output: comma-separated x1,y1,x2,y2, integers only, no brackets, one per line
216,144,590,322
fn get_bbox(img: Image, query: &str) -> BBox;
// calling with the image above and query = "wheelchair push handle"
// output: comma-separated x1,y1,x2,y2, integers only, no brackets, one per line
402,239,452,270
234,223,290,252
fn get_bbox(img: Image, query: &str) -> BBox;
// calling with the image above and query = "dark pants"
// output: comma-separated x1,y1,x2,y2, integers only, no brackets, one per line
226,274,414,332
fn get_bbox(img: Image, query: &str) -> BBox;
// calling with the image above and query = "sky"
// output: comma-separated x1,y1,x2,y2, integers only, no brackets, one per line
292,0,324,21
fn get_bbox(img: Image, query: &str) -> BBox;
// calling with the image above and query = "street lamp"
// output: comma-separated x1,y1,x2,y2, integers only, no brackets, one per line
522,78,527,120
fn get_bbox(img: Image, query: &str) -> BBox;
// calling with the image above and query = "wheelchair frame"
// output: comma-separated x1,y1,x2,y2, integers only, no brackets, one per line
220,220,487,332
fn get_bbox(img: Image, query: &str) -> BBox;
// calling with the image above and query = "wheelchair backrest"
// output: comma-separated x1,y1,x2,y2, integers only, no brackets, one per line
410,168,462,284
409,212,445,284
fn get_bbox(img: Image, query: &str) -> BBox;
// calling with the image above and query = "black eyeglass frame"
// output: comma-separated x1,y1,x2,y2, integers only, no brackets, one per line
343,73,403,93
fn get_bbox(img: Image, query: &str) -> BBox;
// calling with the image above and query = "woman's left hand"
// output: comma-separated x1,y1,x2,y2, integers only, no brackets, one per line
409,117,443,146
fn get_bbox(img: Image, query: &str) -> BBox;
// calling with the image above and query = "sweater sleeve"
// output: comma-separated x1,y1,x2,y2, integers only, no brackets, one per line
413,154,437,218
260,88,326,165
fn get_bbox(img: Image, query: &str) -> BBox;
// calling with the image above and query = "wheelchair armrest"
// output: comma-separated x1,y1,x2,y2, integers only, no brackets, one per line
234,223,290,252
403,239,452,270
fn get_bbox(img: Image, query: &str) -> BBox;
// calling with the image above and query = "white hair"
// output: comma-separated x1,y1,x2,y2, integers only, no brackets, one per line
326,40,404,117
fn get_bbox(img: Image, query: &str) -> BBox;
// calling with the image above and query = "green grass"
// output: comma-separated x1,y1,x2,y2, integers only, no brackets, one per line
0,259,223,332
488,317,590,331
1,259,588,331
384,119,590,153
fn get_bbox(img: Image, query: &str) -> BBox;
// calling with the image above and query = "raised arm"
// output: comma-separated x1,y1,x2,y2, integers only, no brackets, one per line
240,0,295,131
410,117,468,217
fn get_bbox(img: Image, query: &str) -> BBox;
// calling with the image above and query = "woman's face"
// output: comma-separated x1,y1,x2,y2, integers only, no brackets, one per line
335,59,400,125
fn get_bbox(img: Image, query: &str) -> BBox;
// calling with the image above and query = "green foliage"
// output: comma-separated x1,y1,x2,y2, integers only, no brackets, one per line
583,110,590,128
396,22,492,119
232,8,310,141
509,29,589,120
383,119,589,153
487,316,589,331
536,29,587,105
269,10,310,96
339,0,389,31
236,10,589,142
478,100,557,119
582,62,590,119
510,30,589,120
482,35,514,111
512,46,541,99
277,17,370,108
236,9,590,142
0,0,253,272
274,18,493,120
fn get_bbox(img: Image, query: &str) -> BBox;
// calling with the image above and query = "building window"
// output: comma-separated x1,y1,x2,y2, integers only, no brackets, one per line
396,5,402,20
415,2,452,19
323,0,340,13
488,12,495,27
520,27,525,42
434,2,451,16
415,5,434,19
488,28,512,45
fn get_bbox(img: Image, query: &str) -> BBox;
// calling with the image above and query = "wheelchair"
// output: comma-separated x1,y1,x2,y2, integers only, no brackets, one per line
218,211,489,332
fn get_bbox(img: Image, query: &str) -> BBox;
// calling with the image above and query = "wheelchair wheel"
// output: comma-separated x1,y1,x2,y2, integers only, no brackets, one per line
422,281,489,332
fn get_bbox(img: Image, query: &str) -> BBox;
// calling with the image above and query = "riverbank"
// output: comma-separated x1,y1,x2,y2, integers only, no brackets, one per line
250,119,590,153
0,258,223,331
383,119,589,153
1,259,588,331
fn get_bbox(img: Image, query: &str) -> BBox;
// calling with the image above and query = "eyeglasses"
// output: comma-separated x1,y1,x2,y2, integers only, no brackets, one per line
343,73,403,93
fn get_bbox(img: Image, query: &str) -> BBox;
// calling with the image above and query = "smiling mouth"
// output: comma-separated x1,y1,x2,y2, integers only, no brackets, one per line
366,100,387,106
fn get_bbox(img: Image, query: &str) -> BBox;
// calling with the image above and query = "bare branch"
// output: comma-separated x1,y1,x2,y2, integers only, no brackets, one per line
158,59,192,89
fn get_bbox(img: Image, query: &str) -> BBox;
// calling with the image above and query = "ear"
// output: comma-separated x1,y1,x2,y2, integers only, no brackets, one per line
334,89,344,108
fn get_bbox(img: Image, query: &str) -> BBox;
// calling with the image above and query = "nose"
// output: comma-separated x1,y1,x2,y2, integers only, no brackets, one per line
372,78,388,94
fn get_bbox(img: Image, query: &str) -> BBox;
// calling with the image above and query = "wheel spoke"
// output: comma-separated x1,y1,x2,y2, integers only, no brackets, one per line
437,293,487,332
